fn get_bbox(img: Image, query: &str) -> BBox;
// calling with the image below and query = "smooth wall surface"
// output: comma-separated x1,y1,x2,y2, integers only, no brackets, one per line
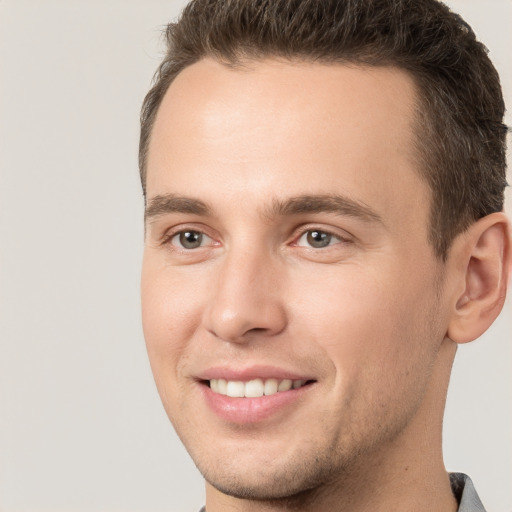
0,1,510,511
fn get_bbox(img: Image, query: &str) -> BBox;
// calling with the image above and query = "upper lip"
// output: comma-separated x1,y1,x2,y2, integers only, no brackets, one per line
196,365,315,382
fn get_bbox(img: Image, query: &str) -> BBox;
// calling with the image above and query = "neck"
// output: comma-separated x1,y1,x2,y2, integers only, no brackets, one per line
205,338,459,512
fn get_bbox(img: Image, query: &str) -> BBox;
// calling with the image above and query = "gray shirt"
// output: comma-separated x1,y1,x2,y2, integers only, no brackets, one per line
450,473,486,512
198,473,486,512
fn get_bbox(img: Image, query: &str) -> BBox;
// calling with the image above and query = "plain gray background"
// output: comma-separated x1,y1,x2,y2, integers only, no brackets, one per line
0,1,510,511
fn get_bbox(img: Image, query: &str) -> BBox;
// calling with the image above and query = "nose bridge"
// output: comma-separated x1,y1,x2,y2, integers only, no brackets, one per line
204,243,286,343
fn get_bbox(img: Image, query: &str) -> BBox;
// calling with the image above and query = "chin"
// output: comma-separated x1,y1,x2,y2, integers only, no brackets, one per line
194,445,346,502
203,467,321,501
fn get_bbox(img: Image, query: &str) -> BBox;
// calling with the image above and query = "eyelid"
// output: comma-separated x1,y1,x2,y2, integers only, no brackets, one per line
290,225,354,247
295,231,341,248
160,223,220,247
171,231,213,249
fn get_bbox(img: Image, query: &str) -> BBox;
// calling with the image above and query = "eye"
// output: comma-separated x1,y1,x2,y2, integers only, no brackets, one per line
171,230,212,249
296,229,342,248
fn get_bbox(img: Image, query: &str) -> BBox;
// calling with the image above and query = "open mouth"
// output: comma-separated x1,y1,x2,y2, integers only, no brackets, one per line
206,378,315,398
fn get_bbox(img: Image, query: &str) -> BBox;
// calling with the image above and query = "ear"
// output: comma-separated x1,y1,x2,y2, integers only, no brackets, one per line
447,212,511,344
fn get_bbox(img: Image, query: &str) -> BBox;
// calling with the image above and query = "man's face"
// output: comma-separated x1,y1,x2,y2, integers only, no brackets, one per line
141,59,451,499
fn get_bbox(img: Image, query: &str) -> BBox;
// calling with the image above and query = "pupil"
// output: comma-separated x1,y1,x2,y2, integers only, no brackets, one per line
180,231,202,249
307,230,331,248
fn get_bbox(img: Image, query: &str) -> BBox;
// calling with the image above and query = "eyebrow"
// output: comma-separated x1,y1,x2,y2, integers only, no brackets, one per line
268,194,383,224
144,193,382,225
145,194,211,221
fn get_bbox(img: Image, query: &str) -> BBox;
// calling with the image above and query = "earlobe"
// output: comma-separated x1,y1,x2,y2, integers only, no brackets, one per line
447,212,511,344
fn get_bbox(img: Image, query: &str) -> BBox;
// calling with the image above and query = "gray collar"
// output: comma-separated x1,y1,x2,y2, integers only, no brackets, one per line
450,473,486,512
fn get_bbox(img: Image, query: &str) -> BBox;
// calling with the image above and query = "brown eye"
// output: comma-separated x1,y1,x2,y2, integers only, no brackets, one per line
176,230,204,249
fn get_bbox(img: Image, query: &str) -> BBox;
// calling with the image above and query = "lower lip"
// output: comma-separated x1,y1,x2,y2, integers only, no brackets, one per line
200,383,313,424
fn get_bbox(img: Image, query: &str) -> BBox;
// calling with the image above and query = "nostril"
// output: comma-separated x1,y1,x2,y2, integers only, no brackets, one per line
247,327,268,334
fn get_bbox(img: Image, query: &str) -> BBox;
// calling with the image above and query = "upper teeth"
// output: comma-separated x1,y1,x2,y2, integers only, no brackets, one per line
209,378,305,398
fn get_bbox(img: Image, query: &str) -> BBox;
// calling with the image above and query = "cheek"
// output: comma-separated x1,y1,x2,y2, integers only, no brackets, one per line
292,262,441,394
294,265,442,446
141,257,206,384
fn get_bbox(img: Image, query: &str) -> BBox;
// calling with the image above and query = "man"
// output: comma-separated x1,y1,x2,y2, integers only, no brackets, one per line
139,0,510,510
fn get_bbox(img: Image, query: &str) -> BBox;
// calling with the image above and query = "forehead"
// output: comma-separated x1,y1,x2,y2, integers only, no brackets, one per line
147,58,430,235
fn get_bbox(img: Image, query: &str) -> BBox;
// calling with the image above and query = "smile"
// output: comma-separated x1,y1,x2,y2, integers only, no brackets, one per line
199,369,317,423
209,378,308,398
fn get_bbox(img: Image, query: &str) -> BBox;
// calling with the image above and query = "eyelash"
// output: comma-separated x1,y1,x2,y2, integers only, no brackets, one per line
161,225,351,252
292,227,350,249
161,227,216,250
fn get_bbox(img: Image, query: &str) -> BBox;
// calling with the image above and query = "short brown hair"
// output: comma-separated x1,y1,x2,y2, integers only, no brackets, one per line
139,0,508,259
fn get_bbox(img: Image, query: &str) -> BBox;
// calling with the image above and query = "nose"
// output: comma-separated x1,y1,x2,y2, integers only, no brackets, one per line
203,248,287,343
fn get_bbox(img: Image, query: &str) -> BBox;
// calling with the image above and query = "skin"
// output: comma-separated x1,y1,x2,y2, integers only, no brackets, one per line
141,59,510,511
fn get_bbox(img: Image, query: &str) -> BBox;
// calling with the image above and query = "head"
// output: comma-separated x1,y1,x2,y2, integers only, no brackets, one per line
139,0,510,508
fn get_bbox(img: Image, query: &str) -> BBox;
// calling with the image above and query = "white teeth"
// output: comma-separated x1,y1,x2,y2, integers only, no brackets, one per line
209,378,308,397
277,379,292,392
264,378,278,395
217,378,227,394
226,381,245,397
245,379,264,397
